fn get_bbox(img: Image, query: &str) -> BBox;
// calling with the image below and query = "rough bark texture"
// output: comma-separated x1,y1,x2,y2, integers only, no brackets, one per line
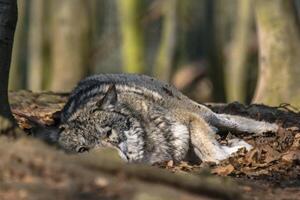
225,0,253,103
118,0,146,73
0,0,18,133
253,0,300,107
153,0,177,81
50,0,91,92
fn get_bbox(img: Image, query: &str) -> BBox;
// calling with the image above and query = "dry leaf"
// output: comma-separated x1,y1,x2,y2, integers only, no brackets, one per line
282,150,300,163
211,164,235,176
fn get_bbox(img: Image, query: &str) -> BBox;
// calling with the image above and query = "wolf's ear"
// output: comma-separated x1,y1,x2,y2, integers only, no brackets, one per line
97,85,118,109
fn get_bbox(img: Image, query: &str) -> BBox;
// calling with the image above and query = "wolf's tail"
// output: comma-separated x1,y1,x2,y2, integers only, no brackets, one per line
212,113,279,134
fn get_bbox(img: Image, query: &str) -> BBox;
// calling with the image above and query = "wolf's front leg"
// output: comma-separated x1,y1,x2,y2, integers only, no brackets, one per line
189,117,252,163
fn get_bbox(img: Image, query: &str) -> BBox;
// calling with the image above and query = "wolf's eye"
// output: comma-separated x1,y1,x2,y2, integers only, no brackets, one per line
76,146,89,153
59,125,66,132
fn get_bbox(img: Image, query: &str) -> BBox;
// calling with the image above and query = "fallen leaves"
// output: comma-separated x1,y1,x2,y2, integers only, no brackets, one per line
8,91,300,183
211,164,235,176
282,133,300,163
211,127,300,180
9,91,67,129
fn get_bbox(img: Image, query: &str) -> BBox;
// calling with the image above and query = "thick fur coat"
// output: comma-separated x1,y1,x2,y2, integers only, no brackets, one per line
57,74,278,164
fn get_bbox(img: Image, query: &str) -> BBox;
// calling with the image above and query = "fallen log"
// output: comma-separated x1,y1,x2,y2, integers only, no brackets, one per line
0,136,240,200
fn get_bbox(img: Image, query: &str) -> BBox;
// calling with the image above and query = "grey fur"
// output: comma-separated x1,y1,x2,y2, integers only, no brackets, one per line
57,74,278,164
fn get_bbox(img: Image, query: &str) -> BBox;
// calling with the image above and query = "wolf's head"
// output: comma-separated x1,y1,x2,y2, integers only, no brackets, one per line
57,85,132,154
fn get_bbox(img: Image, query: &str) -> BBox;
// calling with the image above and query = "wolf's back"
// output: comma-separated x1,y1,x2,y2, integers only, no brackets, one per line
60,74,191,122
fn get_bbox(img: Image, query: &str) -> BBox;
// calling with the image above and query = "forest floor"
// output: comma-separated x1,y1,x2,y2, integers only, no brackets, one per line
1,91,299,200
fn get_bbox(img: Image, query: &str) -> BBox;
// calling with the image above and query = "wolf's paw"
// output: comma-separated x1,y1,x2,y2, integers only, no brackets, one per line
222,138,252,156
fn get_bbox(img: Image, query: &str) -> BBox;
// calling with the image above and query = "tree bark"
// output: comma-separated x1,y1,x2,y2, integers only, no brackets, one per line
153,0,177,81
118,0,146,73
225,0,253,103
253,0,300,107
0,0,18,133
50,0,91,92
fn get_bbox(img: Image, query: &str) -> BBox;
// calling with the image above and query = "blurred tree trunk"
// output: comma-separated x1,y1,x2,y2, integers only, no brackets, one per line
204,0,226,102
9,0,25,91
88,0,108,73
175,0,190,67
50,0,91,92
89,0,105,40
40,0,52,90
225,0,253,103
118,0,146,73
253,0,300,107
0,0,18,133
28,0,44,91
154,0,177,81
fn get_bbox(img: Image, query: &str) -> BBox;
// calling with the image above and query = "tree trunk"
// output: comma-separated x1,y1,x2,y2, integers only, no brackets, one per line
204,0,226,102
50,0,91,92
28,0,44,91
118,0,146,73
153,0,177,81
9,0,25,91
253,0,300,107
0,0,18,133
225,0,253,103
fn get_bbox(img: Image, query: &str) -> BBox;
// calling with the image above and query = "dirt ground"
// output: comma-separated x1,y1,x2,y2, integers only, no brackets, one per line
3,91,300,200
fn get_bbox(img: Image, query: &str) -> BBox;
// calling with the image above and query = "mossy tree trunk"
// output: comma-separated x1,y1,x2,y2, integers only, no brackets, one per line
0,0,18,133
153,0,177,81
253,0,300,107
50,0,91,92
225,0,253,103
118,0,146,73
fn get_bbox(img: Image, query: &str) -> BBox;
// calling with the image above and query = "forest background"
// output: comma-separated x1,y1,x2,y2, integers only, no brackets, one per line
1,1,300,199
9,0,300,108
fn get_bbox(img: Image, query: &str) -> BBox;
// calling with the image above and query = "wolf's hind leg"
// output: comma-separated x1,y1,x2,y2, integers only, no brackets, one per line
190,117,252,163
190,118,228,163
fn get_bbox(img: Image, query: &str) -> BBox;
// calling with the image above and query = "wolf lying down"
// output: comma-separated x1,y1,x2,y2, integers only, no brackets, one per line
34,74,278,164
